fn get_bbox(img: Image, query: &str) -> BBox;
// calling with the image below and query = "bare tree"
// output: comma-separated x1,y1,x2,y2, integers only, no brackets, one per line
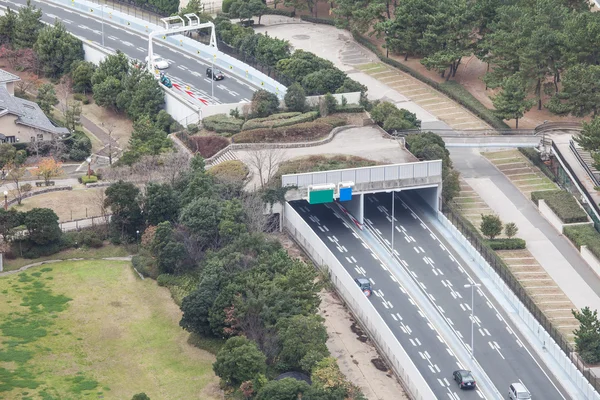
242,191,272,233
101,122,119,165
56,76,73,123
6,163,28,205
245,147,286,189
93,187,111,227
161,151,190,185
102,153,191,187
49,134,67,159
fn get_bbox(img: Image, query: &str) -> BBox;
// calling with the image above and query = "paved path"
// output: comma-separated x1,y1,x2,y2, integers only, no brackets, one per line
256,17,488,131
451,147,600,313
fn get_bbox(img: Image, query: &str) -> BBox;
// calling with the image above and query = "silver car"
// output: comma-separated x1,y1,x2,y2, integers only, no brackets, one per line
509,382,531,400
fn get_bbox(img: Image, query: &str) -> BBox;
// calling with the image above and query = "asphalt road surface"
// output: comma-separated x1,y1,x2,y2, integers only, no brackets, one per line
290,201,484,400
0,0,258,104
363,191,569,399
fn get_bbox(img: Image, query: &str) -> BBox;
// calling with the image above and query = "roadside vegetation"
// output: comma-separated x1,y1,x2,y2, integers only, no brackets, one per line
531,190,589,224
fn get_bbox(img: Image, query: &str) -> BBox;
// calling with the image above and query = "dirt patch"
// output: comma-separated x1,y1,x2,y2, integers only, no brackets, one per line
350,322,369,342
81,102,133,146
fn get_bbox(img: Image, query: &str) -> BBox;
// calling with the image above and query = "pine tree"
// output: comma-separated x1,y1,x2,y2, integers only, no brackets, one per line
13,0,42,50
492,74,534,129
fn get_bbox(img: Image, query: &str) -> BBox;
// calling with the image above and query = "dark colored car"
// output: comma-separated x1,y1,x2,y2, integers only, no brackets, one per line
453,370,476,389
206,67,224,80
354,277,372,297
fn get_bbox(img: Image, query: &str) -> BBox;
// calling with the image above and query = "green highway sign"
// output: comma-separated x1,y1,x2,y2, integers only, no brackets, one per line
309,189,334,204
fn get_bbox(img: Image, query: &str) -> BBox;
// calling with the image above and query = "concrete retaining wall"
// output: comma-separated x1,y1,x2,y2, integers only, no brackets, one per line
582,246,600,280
539,199,565,233
285,203,436,400
438,212,598,400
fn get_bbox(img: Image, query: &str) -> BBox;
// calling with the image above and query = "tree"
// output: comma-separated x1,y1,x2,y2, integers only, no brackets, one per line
34,157,63,185
93,76,122,111
91,50,130,86
251,89,280,118
36,83,58,115
547,65,600,118
276,50,334,82
68,133,91,161
370,101,399,126
255,34,290,67
125,74,164,120
573,307,600,364
13,0,42,50
311,357,351,398
230,0,268,24
480,214,502,240
6,163,27,205
319,93,337,117
0,144,16,172
301,69,346,96
575,117,600,170
131,394,150,400
213,336,267,386
178,197,222,248
24,208,62,245
145,183,179,225
122,116,171,164
492,75,534,128
64,101,82,133
276,314,329,372
255,378,311,400
0,209,24,240
245,147,286,189
0,7,17,46
151,221,188,274
504,222,518,239
71,60,96,94
33,21,84,78
180,266,223,336
104,181,143,239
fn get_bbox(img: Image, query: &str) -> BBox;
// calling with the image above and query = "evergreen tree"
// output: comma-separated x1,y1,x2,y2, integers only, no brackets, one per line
34,21,84,78
491,75,534,129
573,307,600,364
14,0,42,50
0,7,17,46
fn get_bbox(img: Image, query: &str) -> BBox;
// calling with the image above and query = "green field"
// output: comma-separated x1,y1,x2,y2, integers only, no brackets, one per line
0,261,220,400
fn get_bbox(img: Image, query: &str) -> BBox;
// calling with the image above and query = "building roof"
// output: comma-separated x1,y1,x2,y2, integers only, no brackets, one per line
0,69,20,84
0,86,69,135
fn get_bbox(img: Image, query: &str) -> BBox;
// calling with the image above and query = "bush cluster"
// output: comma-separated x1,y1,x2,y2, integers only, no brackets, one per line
564,224,600,260
233,121,333,143
531,190,589,223
241,111,318,130
207,160,249,182
81,175,98,184
486,238,526,250
202,114,245,134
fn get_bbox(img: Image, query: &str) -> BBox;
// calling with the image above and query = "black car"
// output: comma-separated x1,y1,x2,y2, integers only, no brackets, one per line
354,277,372,297
206,67,224,80
453,370,476,390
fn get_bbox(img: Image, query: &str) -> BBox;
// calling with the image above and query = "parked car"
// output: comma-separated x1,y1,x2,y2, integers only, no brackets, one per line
206,67,224,80
354,277,372,297
145,55,169,69
509,382,531,400
453,370,476,390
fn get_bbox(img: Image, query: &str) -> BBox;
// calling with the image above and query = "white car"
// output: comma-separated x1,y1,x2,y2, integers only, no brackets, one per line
145,55,169,69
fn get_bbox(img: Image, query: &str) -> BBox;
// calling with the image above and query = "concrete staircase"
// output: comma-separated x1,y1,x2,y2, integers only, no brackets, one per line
207,149,238,167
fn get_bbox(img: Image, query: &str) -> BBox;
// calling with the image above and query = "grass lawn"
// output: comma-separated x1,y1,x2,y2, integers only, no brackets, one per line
12,188,105,222
4,244,132,272
0,260,220,400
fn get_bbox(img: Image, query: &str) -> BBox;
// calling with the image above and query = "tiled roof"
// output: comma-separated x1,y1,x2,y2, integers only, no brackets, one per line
0,87,69,135
0,69,20,84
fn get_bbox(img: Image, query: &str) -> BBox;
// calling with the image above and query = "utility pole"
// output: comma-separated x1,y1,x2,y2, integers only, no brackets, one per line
464,283,482,359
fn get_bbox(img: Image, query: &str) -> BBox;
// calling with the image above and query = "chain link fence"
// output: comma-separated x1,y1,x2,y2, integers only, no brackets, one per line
442,203,600,392
87,0,166,26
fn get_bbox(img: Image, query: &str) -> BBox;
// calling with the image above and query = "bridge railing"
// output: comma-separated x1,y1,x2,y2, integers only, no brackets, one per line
392,128,536,137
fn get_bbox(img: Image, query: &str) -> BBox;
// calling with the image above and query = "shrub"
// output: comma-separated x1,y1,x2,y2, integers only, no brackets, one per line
81,175,98,184
132,253,159,279
564,224,600,260
241,111,318,130
187,135,229,158
335,104,364,113
187,124,199,133
276,155,379,176
284,83,307,112
233,121,332,143
222,0,234,12
315,116,348,128
531,190,588,223
486,238,526,250
73,93,86,102
207,160,249,182
251,89,280,118
202,114,244,133
320,93,338,117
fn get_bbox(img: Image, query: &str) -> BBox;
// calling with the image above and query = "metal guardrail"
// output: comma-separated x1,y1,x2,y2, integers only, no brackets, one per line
570,140,600,187
535,121,582,134
392,128,537,137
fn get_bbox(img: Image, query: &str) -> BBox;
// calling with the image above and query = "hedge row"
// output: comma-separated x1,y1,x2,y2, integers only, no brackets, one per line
300,15,336,25
486,238,527,250
564,224,600,260
335,104,364,113
203,114,245,133
315,116,347,128
250,112,302,122
241,111,319,130
531,190,589,223
233,121,332,143
351,33,510,130
518,147,556,182
264,8,295,17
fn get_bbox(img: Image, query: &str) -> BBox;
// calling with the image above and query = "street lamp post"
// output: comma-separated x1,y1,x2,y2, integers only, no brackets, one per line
101,3,105,47
211,54,215,99
86,157,92,177
3,191,7,211
464,283,482,359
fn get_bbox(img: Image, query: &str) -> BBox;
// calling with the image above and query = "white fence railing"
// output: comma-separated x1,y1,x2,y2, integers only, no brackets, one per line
284,203,436,400
282,160,443,189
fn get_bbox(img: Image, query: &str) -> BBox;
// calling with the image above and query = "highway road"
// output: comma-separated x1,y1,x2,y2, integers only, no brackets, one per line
362,191,569,399
290,201,484,400
0,0,259,105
